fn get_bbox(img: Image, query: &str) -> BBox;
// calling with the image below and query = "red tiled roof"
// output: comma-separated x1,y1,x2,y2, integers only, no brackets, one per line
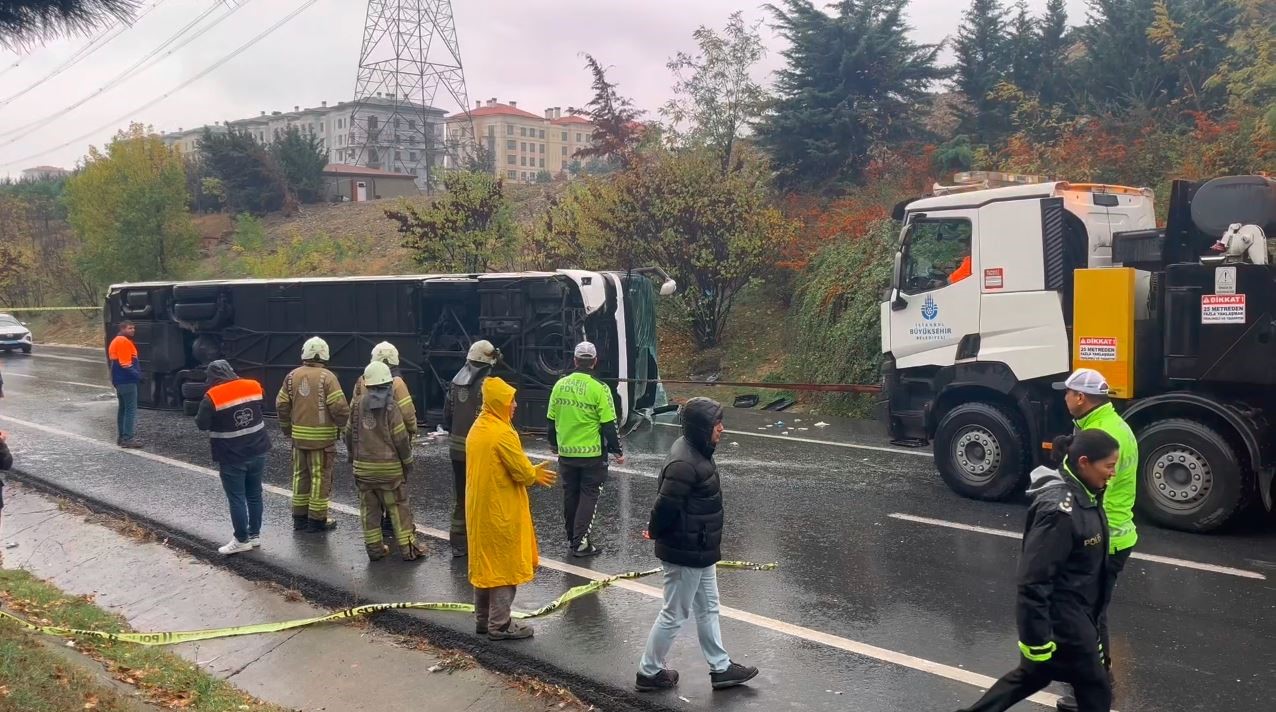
448,103,542,121
550,114,591,126
322,164,416,178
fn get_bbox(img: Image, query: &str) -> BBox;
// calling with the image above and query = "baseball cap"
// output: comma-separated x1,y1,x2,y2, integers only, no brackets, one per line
574,341,597,359
1052,368,1111,396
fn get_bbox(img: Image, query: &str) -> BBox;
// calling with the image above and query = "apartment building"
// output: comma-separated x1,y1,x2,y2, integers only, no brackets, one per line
447,99,596,183
161,96,446,185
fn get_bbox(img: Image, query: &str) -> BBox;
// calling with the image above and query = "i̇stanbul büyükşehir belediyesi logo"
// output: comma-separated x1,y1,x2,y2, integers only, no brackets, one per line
921,295,939,321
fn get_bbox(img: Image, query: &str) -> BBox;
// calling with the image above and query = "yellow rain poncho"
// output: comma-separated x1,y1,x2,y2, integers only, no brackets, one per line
465,377,543,588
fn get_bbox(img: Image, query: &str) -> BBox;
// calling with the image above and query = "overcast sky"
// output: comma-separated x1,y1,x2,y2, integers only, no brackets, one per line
0,0,1088,176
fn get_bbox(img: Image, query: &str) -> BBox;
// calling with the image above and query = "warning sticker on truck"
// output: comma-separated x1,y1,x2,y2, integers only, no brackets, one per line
1202,294,1246,324
983,268,1004,290
1079,337,1117,361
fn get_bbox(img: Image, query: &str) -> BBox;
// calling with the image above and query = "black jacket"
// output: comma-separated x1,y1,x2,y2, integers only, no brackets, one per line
1016,463,1111,662
647,398,724,568
195,366,272,465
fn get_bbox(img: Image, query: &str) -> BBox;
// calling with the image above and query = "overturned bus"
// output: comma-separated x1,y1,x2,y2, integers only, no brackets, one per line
103,269,674,431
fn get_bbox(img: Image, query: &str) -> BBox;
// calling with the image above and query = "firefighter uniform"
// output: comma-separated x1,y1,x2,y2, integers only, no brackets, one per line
353,342,418,539
348,361,422,561
276,337,350,532
443,339,499,557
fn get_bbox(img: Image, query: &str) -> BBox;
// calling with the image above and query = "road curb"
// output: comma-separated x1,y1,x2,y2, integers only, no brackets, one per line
7,468,680,712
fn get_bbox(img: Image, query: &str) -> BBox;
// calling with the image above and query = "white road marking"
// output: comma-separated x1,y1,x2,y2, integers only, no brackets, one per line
654,421,932,457
2,372,113,390
522,450,657,479
30,352,103,364
0,414,1060,708
889,513,1266,580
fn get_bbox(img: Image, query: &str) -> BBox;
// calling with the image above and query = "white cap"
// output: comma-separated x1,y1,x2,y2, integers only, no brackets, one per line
1053,368,1111,396
574,341,597,359
466,340,499,365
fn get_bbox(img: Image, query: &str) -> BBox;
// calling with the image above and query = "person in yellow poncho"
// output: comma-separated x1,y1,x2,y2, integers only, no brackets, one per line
466,376,556,641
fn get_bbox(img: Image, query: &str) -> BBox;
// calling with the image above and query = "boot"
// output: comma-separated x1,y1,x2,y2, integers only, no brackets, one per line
367,543,390,561
292,515,309,531
305,518,338,533
401,541,426,562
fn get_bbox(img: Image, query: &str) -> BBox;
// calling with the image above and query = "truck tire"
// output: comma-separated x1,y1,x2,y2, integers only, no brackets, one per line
173,284,222,302
1136,419,1250,533
180,380,208,401
182,399,200,417
173,301,218,322
934,402,1030,501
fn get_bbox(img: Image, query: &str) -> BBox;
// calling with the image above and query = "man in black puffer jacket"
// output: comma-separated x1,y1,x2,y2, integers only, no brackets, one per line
634,397,759,693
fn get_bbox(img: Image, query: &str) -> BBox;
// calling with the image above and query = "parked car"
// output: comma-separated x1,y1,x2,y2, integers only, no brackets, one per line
0,314,32,354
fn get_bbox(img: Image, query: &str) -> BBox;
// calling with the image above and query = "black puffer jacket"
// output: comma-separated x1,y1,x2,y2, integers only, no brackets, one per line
648,398,724,568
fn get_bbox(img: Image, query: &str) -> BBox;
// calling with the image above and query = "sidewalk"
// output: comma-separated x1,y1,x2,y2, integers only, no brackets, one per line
0,482,588,712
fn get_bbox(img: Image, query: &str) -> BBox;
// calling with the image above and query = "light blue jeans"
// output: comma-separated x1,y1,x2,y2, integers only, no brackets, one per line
638,562,731,676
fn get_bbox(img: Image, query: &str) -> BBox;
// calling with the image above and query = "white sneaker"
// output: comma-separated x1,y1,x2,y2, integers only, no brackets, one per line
248,536,261,548
218,539,253,555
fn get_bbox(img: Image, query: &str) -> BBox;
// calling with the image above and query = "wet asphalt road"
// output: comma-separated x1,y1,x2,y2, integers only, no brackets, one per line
2,346,1274,711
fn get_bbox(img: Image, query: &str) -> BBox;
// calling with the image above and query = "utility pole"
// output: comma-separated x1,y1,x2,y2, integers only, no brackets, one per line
348,0,475,189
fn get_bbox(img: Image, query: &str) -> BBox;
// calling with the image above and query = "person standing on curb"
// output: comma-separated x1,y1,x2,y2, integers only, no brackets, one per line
108,321,143,449
466,376,556,640
195,360,271,556
276,337,349,534
443,339,500,558
348,361,423,562
1052,368,1138,712
352,342,418,541
635,397,758,693
547,341,623,558
954,429,1118,712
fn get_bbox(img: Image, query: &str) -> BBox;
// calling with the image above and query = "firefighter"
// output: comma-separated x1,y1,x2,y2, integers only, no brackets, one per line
954,429,1119,712
547,341,623,558
348,361,423,561
442,339,500,558
1053,368,1139,712
276,336,349,533
352,341,418,540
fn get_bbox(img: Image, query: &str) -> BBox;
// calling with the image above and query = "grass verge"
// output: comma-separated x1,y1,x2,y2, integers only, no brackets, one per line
0,569,285,712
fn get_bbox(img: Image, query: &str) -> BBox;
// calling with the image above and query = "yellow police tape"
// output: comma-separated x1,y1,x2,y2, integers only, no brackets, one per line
0,561,777,647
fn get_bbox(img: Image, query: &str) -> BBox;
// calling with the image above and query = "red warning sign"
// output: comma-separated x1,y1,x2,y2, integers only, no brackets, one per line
1079,337,1117,362
983,268,1004,290
1202,294,1246,324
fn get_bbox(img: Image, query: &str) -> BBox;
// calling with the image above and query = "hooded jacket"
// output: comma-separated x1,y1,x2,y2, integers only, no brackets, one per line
1016,463,1111,663
647,397,724,568
195,360,271,465
1075,402,1138,553
443,361,492,462
464,377,542,588
352,369,417,437
347,384,413,481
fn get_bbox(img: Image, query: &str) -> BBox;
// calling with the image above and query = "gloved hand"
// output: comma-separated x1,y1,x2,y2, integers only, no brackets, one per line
532,460,556,487
401,461,414,479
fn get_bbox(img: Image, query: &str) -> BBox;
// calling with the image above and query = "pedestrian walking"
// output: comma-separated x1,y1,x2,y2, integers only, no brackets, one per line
547,341,622,557
466,376,556,640
1053,368,1138,711
442,339,500,558
348,361,423,561
194,361,271,556
953,429,1119,712
108,321,143,449
276,337,350,533
635,397,758,693
352,341,418,540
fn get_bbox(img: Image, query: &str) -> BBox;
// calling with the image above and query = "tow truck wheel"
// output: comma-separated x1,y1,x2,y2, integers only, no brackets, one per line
1136,419,1249,533
934,402,1029,501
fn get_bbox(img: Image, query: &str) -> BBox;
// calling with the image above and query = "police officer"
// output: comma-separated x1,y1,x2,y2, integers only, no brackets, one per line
276,337,350,533
352,341,418,540
954,429,1120,712
195,361,272,555
442,340,499,558
348,361,423,562
547,341,623,558
1052,368,1138,711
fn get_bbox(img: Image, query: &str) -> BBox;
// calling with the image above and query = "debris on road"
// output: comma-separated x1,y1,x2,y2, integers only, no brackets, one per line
814,421,830,428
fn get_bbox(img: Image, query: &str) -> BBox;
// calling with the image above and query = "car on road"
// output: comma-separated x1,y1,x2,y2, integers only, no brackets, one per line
0,313,33,354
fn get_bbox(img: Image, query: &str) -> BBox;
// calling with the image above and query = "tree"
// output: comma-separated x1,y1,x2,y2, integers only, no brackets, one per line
270,127,328,204
1037,0,1072,107
385,171,515,273
570,54,646,168
1205,0,1276,127
952,0,1010,144
1147,0,1240,113
1005,2,1040,93
64,124,197,286
199,128,290,215
0,0,135,48
661,11,769,173
756,0,945,190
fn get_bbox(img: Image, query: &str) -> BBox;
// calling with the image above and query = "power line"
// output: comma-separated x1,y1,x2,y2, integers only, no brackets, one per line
0,0,252,144
0,0,174,109
0,0,323,169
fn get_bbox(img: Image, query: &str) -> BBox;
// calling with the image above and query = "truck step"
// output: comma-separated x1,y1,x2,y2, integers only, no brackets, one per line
889,438,928,448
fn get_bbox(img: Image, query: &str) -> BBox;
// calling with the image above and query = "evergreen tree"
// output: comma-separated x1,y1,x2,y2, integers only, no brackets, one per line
570,54,645,169
1037,0,1072,107
198,128,290,215
1005,1,1040,93
756,0,944,190
952,0,1009,144
269,127,327,204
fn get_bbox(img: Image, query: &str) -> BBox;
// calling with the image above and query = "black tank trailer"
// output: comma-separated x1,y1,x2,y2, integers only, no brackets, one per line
103,269,675,432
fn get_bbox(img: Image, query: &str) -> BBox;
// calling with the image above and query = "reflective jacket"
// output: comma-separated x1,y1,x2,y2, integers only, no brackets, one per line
276,363,349,450
1075,403,1138,553
108,335,141,386
648,398,724,569
444,362,491,462
1016,463,1110,663
352,373,417,437
347,385,413,482
196,378,271,464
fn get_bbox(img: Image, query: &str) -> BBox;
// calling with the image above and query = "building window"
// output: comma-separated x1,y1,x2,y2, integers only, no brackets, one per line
338,118,344,129
539,143,545,154
408,119,416,131
409,151,417,161
539,158,545,168
507,155,516,165
507,170,517,179
488,125,495,137
394,118,401,129
395,150,402,160
576,132,583,142
520,127,526,136
520,156,526,166
539,129,545,139
561,146,567,155
507,140,516,150
561,131,568,141
520,142,526,152
506,125,513,135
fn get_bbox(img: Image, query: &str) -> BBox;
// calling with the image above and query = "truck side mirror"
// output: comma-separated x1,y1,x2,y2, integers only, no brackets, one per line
890,252,908,311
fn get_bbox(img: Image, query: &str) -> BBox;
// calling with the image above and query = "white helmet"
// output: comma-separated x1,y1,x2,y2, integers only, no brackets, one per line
301,336,330,362
467,339,499,365
363,361,393,387
371,341,399,366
